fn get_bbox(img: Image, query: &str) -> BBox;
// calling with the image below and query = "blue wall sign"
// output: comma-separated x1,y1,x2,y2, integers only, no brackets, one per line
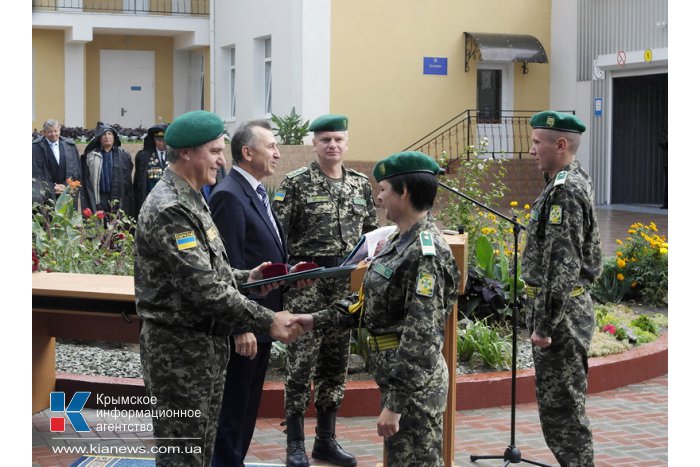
423,57,448,75
130,86,142,91
594,97,603,116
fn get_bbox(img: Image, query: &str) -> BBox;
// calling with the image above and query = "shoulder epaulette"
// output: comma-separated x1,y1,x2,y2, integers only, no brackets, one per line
553,170,568,187
346,168,369,179
286,166,309,178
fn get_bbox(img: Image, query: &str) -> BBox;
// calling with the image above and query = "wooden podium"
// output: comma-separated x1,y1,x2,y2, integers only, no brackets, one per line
351,233,468,467
32,272,139,413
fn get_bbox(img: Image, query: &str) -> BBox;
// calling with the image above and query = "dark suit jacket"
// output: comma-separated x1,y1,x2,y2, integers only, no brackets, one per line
32,136,82,204
209,168,287,341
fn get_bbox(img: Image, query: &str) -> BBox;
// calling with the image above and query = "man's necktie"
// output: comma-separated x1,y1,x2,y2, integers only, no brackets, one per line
256,184,281,243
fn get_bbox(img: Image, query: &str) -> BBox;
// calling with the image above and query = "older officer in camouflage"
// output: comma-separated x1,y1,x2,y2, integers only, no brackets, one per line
523,111,602,466
273,114,377,467
135,110,306,467
296,151,460,466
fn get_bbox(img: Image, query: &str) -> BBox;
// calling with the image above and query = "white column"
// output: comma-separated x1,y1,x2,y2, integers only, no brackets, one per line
64,42,86,127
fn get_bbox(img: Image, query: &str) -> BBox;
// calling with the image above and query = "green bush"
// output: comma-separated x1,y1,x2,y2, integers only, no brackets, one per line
457,318,512,370
270,107,310,145
32,182,135,275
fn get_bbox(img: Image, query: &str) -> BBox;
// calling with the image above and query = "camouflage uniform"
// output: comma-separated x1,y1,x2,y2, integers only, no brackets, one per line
273,160,377,416
522,159,602,467
135,168,277,467
316,215,458,466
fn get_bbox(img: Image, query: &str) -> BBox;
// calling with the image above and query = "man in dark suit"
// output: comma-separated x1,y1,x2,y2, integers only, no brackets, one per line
208,120,290,466
32,119,83,205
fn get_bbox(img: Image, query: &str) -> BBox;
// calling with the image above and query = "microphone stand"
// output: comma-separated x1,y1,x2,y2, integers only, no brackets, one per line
438,181,551,467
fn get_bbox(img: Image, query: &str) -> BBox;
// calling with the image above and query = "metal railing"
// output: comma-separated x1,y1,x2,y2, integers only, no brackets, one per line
404,109,575,164
32,0,209,16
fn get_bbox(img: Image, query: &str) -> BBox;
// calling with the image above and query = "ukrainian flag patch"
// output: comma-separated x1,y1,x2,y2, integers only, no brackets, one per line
175,231,198,250
416,272,435,297
274,190,286,201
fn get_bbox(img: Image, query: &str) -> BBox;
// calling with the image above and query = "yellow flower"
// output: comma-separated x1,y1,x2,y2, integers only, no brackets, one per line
650,222,658,232
525,213,531,219
661,242,669,249
510,201,518,207
616,251,623,257
616,239,623,245
631,281,638,288
617,273,625,281
616,258,626,268
481,227,490,235
628,229,637,234
524,204,530,210
660,248,668,255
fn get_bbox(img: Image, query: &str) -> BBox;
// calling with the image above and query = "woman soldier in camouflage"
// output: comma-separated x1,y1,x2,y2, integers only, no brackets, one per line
296,151,460,466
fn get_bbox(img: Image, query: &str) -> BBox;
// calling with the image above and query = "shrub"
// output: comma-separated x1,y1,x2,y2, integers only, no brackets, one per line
593,221,668,307
270,107,310,145
589,331,632,357
457,318,512,370
32,181,135,275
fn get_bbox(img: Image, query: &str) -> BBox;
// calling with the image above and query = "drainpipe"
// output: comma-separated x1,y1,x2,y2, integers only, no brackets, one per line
209,0,216,113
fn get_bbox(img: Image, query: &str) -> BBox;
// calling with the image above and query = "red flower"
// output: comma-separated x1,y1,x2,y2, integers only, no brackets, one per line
32,250,40,272
83,208,93,217
117,233,126,240
602,324,617,335
95,210,105,220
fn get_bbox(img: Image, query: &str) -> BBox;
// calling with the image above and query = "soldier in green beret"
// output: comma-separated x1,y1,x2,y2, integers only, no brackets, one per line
523,110,602,466
292,150,460,466
273,114,378,467
135,110,309,466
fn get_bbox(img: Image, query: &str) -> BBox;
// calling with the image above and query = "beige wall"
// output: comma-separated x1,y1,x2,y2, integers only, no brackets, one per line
32,29,66,131
330,0,551,162
85,35,175,128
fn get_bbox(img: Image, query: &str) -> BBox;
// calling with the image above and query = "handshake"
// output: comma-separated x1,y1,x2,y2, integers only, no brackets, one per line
268,299,356,344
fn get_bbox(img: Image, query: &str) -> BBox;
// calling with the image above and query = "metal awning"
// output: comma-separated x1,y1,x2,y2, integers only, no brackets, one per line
464,32,548,72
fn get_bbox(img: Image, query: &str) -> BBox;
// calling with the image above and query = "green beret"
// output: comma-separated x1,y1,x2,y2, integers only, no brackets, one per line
373,151,442,182
165,110,225,148
529,111,586,134
308,114,348,132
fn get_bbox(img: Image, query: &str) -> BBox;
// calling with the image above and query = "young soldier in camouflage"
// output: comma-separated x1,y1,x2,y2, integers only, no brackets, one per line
294,151,460,466
135,110,307,467
272,114,377,467
523,111,602,466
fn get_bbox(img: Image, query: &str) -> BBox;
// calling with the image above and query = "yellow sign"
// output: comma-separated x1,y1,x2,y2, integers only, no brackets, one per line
644,49,653,62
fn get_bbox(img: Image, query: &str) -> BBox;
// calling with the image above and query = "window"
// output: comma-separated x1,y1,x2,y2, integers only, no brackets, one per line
229,47,236,118
477,69,502,123
264,38,272,115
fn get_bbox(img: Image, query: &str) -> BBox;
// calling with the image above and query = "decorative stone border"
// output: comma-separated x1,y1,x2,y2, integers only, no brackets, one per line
55,333,667,416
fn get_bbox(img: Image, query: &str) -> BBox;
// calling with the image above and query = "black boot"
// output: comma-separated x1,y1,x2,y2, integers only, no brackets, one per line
311,410,357,467
286,415,310,467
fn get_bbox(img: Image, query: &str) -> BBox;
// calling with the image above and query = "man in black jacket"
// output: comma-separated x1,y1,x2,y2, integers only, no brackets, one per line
32,119,82,205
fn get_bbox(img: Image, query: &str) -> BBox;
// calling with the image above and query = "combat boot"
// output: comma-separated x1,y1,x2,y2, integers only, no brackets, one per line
285,415,310,467
311,410,357,466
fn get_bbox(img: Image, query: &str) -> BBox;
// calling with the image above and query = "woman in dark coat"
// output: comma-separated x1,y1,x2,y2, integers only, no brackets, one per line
81,123,135,218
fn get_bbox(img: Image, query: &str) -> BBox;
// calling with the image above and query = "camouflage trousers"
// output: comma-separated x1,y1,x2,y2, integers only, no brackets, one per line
529,293,596,467
140,320,230,467
284,276,352,416
371,348,449,466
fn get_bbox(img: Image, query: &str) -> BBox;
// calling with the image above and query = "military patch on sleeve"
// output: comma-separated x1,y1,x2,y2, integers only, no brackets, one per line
206,226,218,241
549,205,563,225
286,167,309,178
175,231,198,250
352,197,367,206
273,190,286,202
531,208,540,221
420,231,436,256
553,171,568,187
416,272,435,297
